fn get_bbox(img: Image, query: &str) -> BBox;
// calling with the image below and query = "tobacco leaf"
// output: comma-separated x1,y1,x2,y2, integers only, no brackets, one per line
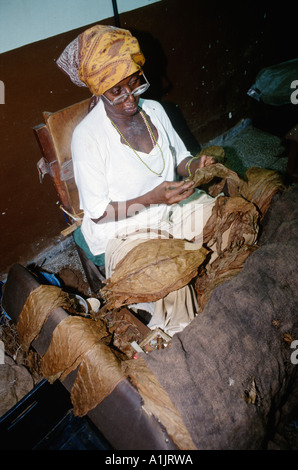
71,341,125,417
102,309,149,358
101,238,208,310
41,316,108,383
71,342,197,450
188,163,284,217
195,244,258,312
241,167,284,218
187,162,243,196
193,166,283,310
203,195,259,256
17,285,70,352
122,357,197,450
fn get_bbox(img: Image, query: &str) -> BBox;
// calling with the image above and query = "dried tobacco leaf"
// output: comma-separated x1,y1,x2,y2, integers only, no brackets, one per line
101,239,208,310
187,163,243,197
71,341,125,417
122,357,197,450
241,167,284,218
188,164,283,312
17,285,70,351
188,163,284,217
71,345,197,450
41,316,108,383
195,244,258,312
203,195,259,256
102,308,149,358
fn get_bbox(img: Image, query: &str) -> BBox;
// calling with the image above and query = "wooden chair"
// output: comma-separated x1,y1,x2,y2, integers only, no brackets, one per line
33,98,105,293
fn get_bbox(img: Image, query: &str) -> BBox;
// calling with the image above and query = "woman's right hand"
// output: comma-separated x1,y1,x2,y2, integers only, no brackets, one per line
149,180,195,205
92,180,195,224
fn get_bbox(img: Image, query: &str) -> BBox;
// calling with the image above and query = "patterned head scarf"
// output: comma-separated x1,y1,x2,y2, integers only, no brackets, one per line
56,25,145,96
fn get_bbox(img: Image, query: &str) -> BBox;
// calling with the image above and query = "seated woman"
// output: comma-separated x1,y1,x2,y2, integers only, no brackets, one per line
57,25,216,335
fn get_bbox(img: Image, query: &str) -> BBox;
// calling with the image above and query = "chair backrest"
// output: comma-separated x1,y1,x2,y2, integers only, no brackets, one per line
34,98,91,223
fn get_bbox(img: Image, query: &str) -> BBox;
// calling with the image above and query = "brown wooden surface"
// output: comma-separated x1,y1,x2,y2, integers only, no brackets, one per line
34,125,73,212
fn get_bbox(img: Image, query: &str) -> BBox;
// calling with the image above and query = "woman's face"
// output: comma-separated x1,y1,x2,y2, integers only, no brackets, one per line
103,73,141,117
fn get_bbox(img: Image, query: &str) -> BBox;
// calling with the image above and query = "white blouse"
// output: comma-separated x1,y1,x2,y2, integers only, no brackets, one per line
71,98,192,255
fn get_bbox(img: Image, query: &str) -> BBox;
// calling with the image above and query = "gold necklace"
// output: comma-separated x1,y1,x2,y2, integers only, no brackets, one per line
108,108,165,177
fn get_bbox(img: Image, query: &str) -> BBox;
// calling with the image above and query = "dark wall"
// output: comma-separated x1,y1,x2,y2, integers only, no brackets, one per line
0,0,297,276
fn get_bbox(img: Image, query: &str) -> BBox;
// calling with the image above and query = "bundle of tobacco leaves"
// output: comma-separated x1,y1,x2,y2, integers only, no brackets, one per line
187,162,243,197
188,161,284,212
101,239,208,310
195,244,258,312
100,308,149,358
192,164,284,311
240,167,284,218
202,195,260,255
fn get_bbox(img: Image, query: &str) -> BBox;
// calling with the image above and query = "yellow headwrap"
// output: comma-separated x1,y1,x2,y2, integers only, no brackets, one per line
78,25,145,96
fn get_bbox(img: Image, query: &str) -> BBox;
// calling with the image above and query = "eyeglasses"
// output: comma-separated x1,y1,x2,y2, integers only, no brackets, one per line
102,73,150,106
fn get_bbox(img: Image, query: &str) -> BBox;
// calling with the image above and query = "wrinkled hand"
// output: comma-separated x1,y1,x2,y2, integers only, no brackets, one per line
151,180,195,205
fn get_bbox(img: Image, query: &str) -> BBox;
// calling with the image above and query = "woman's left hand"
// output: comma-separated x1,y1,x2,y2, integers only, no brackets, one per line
177,154,216,178
194,154,216,169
